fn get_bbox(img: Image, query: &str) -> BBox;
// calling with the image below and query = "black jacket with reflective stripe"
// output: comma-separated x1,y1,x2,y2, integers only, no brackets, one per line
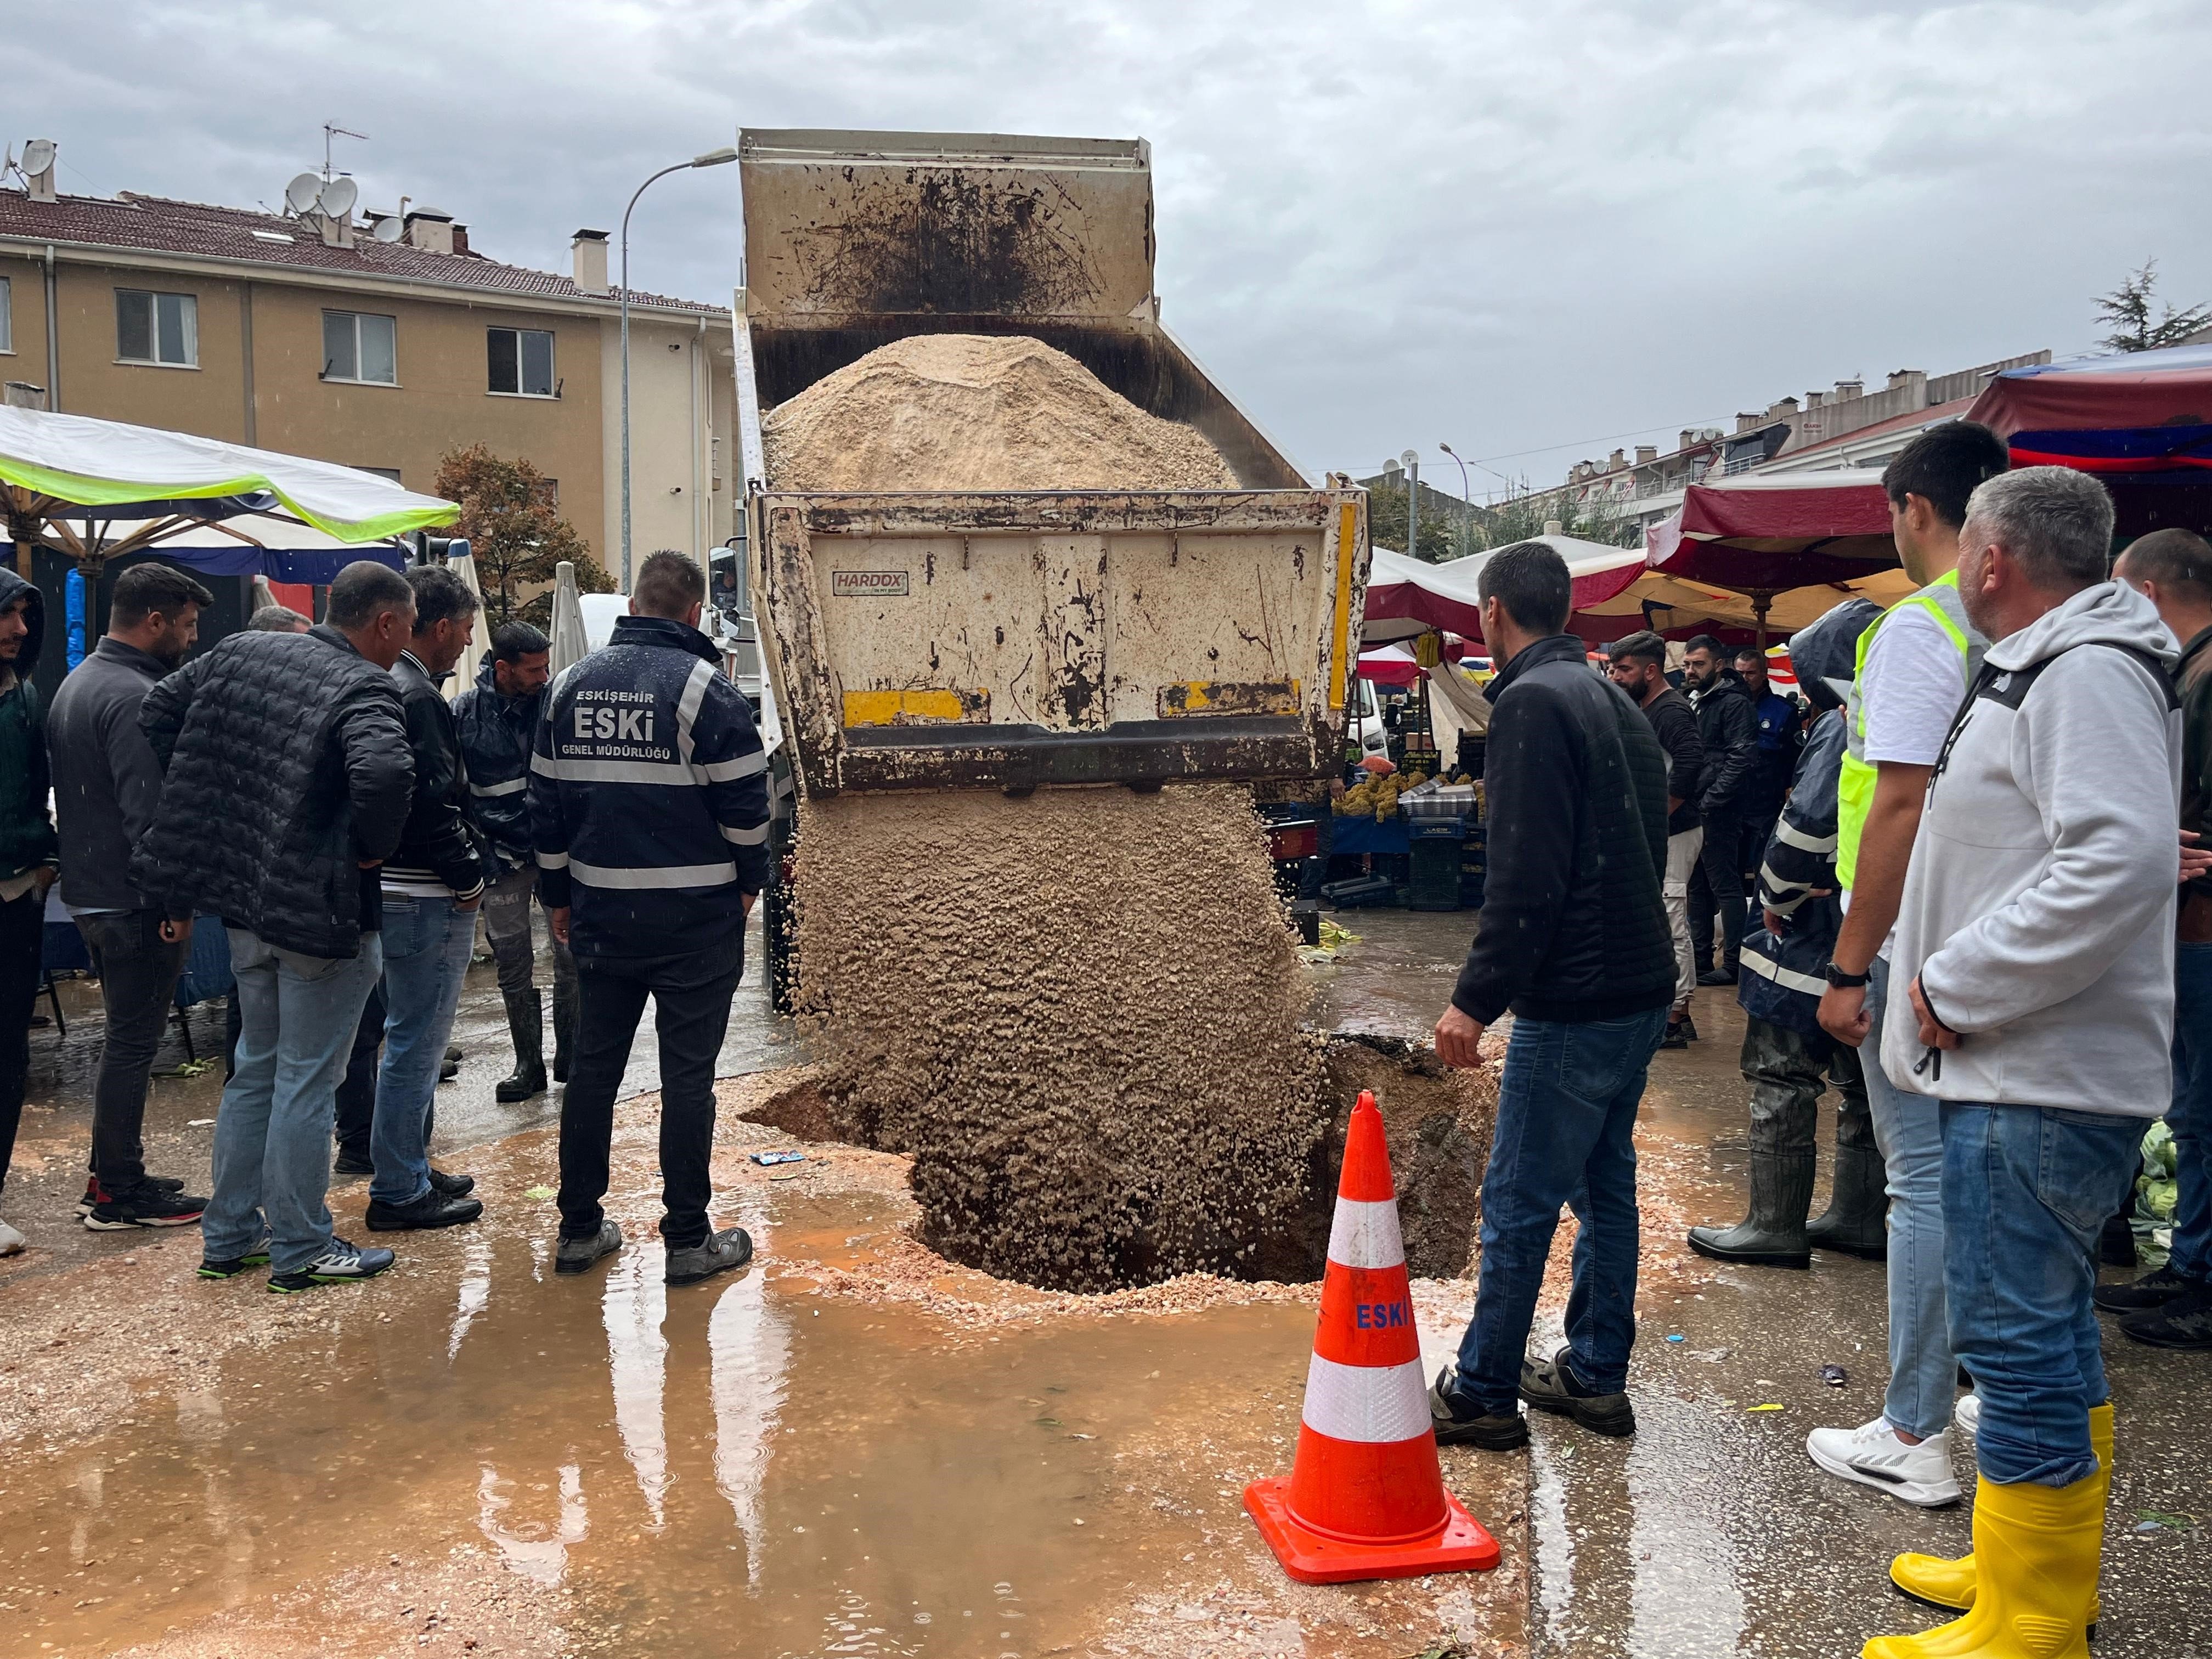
380,651,488,900
453,654,539,876
529,615,770,962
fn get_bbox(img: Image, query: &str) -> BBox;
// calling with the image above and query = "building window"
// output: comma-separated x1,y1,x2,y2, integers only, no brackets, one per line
322,311,397,385
116,290,198,367
354,466,402,483
0,276,10,353
487,327,555,397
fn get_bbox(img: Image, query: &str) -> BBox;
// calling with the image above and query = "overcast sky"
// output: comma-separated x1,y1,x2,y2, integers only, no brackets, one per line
14,1,2210,492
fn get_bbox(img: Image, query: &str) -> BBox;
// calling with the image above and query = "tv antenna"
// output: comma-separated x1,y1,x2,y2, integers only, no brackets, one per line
321,123,368,182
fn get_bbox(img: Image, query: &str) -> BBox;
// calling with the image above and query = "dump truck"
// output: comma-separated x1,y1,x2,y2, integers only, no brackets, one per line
731,129,1369,1000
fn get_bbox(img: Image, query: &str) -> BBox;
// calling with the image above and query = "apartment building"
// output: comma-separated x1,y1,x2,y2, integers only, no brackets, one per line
0,141,736,577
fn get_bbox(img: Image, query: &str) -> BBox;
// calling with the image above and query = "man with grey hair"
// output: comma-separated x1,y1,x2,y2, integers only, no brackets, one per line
1867,466,2180,1656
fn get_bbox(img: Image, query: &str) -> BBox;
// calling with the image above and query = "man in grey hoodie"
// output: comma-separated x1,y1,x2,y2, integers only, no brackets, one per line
1867,467,2181,1657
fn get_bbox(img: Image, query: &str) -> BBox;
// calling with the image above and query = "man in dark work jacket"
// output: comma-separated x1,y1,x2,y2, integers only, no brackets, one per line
1427,542,1674,1451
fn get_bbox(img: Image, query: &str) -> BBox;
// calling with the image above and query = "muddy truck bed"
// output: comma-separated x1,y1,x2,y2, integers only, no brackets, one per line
733,128,1369,798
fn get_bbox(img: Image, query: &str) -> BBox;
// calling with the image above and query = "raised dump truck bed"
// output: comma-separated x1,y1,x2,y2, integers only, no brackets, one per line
735,128,1367,797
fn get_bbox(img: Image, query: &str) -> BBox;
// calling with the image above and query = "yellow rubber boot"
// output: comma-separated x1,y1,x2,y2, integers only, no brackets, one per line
1862,1468,2105,1659
1888,1402,2111,1631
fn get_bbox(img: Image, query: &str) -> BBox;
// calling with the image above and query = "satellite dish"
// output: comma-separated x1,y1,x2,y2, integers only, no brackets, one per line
285,172,323,213
371,215,403,243
318,175,358,218
21,139,55,176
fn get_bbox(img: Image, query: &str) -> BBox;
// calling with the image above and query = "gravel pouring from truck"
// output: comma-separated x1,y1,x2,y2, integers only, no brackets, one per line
732,128,1370,798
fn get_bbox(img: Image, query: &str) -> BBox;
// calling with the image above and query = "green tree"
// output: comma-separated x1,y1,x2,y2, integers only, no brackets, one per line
1465,488,1639,554
432,443,616,626
2096,260,2211,353
1365,478,1459,561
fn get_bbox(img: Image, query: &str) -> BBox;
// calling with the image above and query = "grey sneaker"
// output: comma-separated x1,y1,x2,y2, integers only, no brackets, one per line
666,1226,753,1286
555,1220,623,1276
267,1237,395,1295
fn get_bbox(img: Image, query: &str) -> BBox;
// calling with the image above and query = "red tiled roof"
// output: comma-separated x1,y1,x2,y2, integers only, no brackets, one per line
0,188,724,317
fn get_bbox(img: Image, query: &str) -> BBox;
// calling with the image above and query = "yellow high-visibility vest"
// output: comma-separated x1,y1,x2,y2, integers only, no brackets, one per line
1834,569,1980,891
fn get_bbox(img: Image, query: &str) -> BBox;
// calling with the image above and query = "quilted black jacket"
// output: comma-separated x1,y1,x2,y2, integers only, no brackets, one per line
135,625,414,960
1452,633,1674,1025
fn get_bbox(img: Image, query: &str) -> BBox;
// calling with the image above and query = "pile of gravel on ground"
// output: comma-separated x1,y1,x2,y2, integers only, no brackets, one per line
793,784,1327,1292
762,332,1238,492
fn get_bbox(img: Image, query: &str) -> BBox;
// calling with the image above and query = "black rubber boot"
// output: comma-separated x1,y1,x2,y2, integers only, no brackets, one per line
552,976,577,1085
1687,1151,1815,1268
1807,1142,1889,1260
495,988,547,1103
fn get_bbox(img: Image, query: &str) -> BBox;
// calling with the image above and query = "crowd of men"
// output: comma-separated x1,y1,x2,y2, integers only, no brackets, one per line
1430,423,2207,1659
0,549,771,1293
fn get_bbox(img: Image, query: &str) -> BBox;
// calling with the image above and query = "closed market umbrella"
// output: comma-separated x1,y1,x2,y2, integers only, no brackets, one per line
549,560,589,678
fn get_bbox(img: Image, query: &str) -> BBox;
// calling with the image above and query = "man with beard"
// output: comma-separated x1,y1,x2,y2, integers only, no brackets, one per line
48,562,215,1231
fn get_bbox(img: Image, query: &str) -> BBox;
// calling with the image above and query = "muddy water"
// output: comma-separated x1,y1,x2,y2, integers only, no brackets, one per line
0,1175,1520,1659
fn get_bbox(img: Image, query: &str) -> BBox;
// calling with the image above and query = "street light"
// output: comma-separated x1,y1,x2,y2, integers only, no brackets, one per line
1437,442,1472,558
620,144,740,589
1400,448,1420,561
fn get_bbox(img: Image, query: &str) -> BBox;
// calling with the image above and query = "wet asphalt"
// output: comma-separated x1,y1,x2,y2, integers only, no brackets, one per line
5,900,2208,1655
1323,908,2212,1659
1,906,800,1279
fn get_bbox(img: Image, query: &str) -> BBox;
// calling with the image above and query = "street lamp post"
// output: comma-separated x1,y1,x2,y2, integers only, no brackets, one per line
1437,442,1473,558
620,144,740,590
1400,448,1420,561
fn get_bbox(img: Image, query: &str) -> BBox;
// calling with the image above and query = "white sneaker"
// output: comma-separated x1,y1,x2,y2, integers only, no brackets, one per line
0,1217,24,1256
1805,1415,1961,1507
1954,1392,1980,1441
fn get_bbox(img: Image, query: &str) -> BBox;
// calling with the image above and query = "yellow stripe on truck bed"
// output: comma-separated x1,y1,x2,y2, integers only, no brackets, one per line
842,688,991,728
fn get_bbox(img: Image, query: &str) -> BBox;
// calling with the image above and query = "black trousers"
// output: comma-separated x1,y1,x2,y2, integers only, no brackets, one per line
558,939,742,1251
0,885,43,1197
1688,805,1747,971
75,909,187,1192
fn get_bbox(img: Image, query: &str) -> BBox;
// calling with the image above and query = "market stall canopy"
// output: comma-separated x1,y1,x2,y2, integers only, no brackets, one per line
1967,343,2212,462
1572,565,1918,647
1362,535,1644,646
82,509,411,583
549,560,590,677
1645,470,1895,589
0,405,457,541
1966,344,2212,538
1357,641,1421,686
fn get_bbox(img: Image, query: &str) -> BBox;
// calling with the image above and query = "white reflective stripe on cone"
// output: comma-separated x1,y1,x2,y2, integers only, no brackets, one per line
1300,1353,1431,1444
1326,1197,1406,1271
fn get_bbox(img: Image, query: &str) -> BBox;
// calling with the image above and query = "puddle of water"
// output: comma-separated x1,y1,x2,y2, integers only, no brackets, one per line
0,1190,1346,1657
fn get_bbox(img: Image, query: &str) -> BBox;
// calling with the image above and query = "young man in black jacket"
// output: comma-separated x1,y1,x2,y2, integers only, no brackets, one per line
1429,544,1674,1449
1681,633,1758,983
1607,630,1705,1048
138,560,417,1293
532,552,771,1287
48,561,214,1229
366,566,488,1233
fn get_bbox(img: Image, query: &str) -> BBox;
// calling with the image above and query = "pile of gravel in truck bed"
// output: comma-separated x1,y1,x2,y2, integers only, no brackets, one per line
762,332,1238,492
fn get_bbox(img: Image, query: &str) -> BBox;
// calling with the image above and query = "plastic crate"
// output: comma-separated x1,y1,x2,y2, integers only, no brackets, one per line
1408,839,1464,911
1322,873,1400,909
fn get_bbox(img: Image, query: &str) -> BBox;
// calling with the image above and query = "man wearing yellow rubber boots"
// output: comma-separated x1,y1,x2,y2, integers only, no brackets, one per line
1866,466,2182,1659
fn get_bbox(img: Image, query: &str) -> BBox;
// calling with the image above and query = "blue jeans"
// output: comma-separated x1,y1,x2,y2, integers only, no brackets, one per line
206,928,383,1275
1942,1101,2141,1486
370,895,477,1207
1452,1006,1669,1415
2168,941,2212,1282
1865,953,1954,1440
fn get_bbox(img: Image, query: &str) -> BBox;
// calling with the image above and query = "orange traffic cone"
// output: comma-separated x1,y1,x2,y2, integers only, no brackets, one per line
1244,1090,1500,1585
